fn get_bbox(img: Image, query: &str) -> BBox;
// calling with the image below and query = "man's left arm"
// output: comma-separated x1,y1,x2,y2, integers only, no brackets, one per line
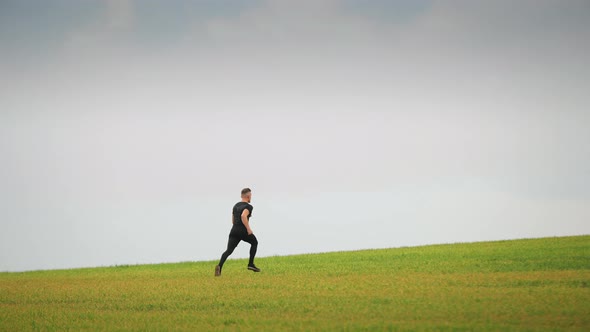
242,209,253,235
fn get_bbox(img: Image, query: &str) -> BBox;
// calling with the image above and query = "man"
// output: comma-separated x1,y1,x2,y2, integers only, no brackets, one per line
215,188,260,276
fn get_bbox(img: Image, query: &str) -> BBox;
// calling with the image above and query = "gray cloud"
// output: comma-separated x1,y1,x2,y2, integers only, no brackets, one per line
1,0,589,271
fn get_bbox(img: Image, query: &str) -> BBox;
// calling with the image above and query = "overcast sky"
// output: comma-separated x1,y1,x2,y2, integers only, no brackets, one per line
1,0,589,272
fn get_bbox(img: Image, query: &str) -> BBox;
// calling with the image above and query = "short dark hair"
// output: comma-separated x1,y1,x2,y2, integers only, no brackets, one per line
241,188,251,196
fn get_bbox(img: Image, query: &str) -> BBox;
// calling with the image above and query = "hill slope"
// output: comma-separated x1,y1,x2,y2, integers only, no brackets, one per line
1,236,589,331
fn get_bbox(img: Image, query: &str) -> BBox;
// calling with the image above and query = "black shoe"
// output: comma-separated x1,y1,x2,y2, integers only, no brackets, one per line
247,265,261,272
215,265,221,277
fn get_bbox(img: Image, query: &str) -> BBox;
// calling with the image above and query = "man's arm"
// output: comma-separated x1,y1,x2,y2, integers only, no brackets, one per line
241,209,253,235
231,213,234,225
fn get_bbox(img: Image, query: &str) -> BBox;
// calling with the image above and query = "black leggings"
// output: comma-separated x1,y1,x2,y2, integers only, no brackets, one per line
218,227,258,268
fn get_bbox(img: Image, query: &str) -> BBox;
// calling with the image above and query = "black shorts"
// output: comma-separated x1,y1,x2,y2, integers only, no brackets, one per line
229,225,251,239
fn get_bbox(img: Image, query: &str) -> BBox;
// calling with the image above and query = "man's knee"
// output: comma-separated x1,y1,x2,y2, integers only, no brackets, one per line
249,235,258,246
224,243,238,255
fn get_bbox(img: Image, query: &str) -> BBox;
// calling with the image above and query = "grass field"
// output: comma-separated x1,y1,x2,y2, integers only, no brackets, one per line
1,235,589,331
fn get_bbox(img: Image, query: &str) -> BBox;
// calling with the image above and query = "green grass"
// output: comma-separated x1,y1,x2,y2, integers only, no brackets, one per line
1,235,589,331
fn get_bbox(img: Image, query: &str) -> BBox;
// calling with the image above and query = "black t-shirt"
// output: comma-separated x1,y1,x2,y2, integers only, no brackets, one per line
232,201,253,228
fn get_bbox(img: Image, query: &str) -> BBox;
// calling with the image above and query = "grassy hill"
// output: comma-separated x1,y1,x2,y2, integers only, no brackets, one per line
1,235,589,331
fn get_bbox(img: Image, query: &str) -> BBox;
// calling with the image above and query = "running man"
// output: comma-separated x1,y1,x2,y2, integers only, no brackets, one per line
215,188,260,276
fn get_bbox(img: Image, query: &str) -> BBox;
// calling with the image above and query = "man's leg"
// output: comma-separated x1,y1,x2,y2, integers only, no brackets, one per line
218,235,241,272
243,234,259,271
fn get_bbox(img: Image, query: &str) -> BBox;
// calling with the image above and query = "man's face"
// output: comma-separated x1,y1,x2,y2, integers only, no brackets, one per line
246,192,252,203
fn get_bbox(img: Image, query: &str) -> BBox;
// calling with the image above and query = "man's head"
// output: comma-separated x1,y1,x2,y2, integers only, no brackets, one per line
241,188,252,203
